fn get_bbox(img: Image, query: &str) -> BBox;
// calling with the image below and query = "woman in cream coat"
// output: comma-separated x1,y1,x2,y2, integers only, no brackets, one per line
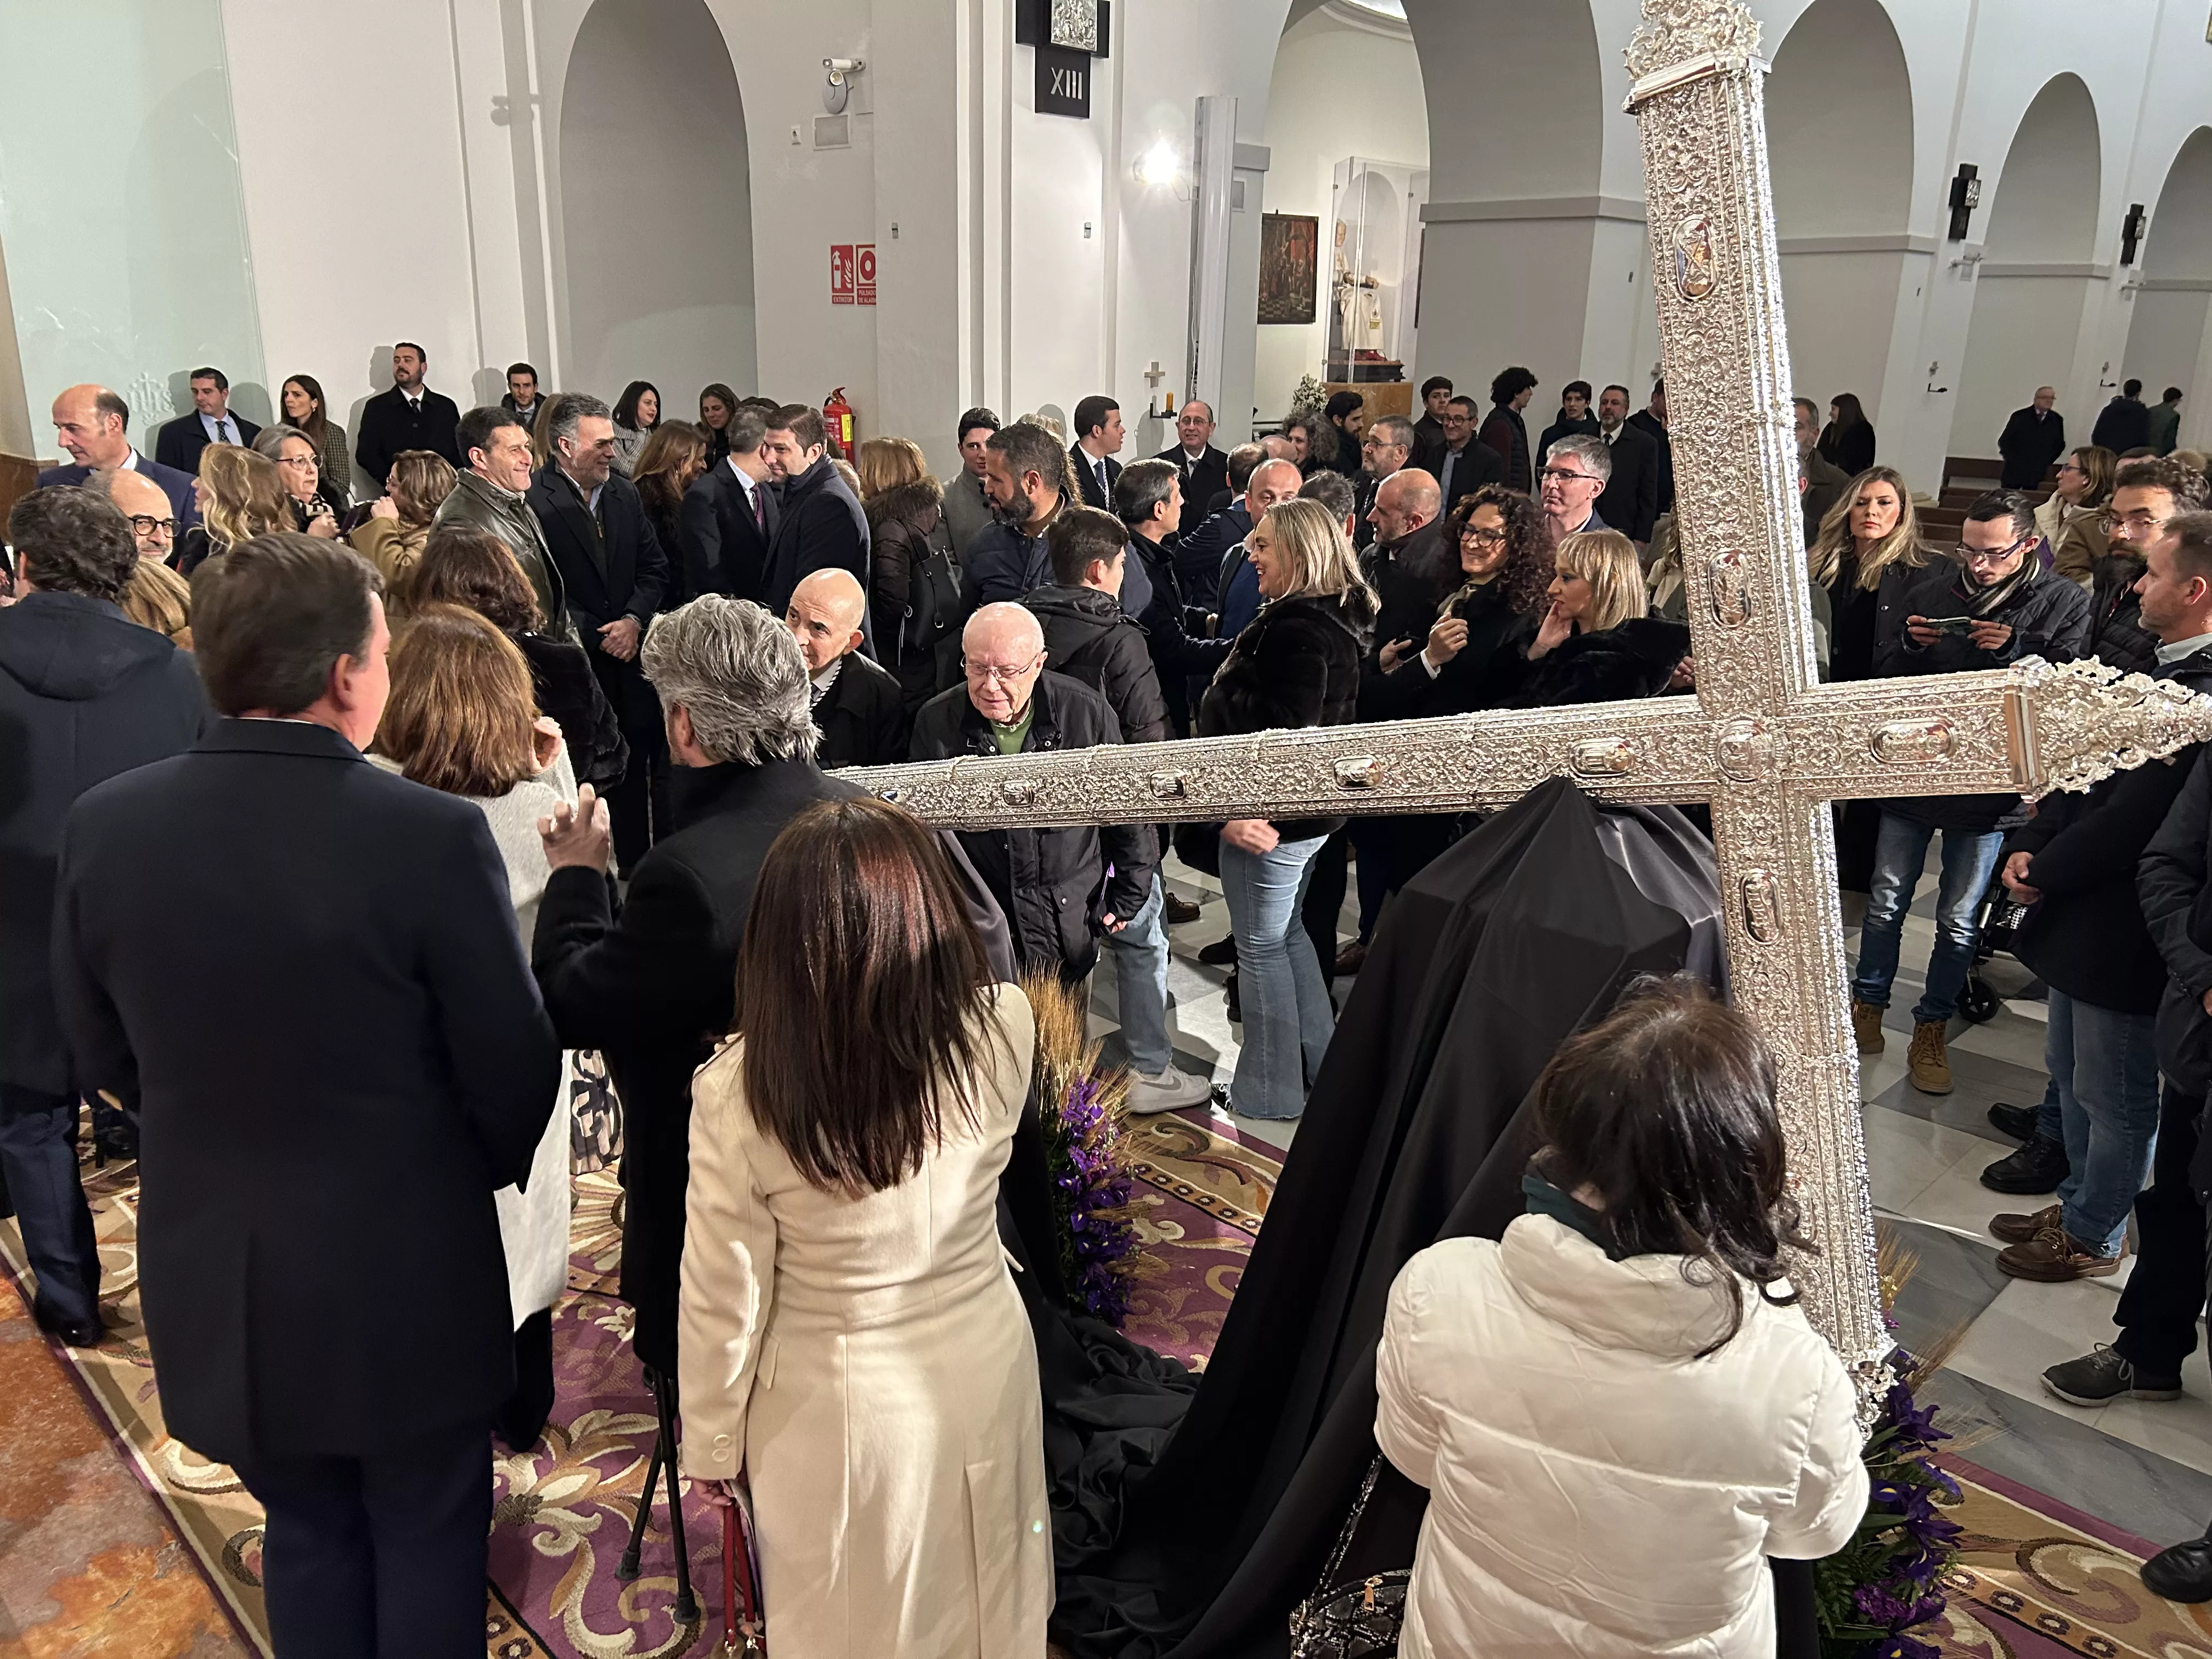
1377,978,1867,1658
679,797,1051,1658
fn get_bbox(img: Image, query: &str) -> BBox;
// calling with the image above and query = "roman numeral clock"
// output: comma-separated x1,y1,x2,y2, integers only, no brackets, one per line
1018,0,1111,119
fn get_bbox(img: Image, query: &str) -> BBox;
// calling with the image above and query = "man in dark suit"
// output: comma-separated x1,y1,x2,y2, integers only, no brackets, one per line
1432,396,1505,516
0,489,206,1348
1070,393,1125,510
500,363,544,428
1592,383,1661,543
533,597,1009,1377
354,342,464,481
1410,375,1454,474
1999,386,2067,489
52,533,559,1655
1173,443,1268,603
760,403,870,619
154,366,261,474
41,385,198,527
787,567,907,767
1155,400,1229,514
679,404,779,602
1628,380,1675,514
529,394,669,871
1353,415,1415,550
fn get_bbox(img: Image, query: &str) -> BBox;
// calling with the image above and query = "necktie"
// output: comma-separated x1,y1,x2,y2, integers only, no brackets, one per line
753,486,766,533
217,418,232,444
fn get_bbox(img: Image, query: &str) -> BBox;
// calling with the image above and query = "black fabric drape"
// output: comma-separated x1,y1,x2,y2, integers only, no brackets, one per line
1047,780,1737,1658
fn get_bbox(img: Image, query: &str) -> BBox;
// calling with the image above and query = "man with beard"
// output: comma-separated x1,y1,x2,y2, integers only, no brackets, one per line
961,419,1069,612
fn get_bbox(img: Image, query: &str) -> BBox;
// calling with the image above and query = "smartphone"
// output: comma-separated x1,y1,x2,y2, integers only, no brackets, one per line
1918,615,1976,634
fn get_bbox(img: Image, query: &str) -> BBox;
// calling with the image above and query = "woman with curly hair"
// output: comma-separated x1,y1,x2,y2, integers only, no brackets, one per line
1358,484,1549,721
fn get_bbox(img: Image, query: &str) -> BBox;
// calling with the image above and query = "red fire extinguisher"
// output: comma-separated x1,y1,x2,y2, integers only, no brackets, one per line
823,387,856,459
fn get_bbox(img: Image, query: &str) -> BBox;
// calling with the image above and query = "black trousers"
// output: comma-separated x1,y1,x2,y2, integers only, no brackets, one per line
2114,1080,2207,1378
230,1420,492,1659
497,1307,556,1452
596,655,668,875
0,1085,101,1326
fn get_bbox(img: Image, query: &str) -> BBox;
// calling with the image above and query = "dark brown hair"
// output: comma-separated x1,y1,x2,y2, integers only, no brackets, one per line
388,449,459,527
1046,503,1128,586
633,420,709,518
191,533,382,715
8,486,137,602
733,798,1008,1194
1449,484,1550,612
374,603,537,797
404,526,543,633
769,402,827,453
1531,974,1812,1353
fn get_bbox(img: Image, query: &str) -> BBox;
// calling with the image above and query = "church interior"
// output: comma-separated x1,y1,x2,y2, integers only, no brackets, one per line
8,1,2212,1655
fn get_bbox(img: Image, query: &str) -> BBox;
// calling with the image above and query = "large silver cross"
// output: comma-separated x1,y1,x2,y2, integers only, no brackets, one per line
844,0,2212,1401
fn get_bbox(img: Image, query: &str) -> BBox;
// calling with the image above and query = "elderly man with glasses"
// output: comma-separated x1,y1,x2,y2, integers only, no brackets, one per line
908,602,1156,984
1847,490,2093,1098
1537,435,1613,542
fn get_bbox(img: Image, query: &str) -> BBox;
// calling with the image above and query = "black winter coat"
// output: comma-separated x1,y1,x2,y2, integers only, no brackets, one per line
1177,503,1251,610
909,672,1156,978
1357,579,1528,721
1199,586,1376,840
1127,534,1231,734
812,651,910,770
961,511,1057,614
1594,421,1663,544
1877,558,2094,830
1022,584,1171,743
2088,550,2159,676
1998,405,2067,490
0,593,208,1096
2092,396,2152,456
2141,747,2212,1105
56,720,560,1461
866,479,962,706
1500,614,1692,709
764,456,871,619
2009,645,2212,1015
1477,404,1532,494
1822,550,1933,683
354,385,462,481
1817,419,1876,477
515,631,628,789
1362,520,1460,674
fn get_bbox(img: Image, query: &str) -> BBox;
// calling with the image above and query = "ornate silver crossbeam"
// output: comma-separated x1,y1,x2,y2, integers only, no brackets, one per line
841,0,2212,1406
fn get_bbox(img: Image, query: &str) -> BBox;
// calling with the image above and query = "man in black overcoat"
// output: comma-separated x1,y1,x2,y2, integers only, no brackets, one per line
52,533,560,1655
529,394,670,870
759,403,871,620
1998,386,2068,490
0,489,207,1346
353,341,463,480
532,596,1015,1379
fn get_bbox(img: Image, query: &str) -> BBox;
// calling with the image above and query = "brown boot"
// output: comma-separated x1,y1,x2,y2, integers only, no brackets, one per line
1908,1020,1953,1094
1850,998,1886,1054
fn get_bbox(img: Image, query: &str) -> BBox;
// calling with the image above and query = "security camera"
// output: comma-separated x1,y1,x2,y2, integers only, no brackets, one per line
823,57,865,114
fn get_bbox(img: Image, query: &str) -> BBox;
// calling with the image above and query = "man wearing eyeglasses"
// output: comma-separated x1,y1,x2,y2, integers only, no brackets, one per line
907,602,1156,986
1849,490,2092,1099
98,468,179,566
1537,435,1613,543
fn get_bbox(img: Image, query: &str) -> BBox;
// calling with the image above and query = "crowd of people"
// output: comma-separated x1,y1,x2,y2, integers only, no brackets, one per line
8,342,2212,1651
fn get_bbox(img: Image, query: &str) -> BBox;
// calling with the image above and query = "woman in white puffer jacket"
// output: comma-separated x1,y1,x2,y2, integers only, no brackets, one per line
1376,975,1870,1658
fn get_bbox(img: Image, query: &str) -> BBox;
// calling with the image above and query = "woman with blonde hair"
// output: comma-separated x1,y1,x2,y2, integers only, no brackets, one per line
1807,464,1928,683
1194,496,1376,1120
2036,445,2117,585
176,445,290,574
371,602,575,1448
1502,527,1690,708
121,558,195,648
349,449,459,589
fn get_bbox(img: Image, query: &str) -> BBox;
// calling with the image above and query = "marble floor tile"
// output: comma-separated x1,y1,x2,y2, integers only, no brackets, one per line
1882,1217,2014,1358
1868,1042,2050,1139
1863,1103,2007,1214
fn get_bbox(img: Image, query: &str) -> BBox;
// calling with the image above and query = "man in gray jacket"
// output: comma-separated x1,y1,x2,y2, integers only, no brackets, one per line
433,405,576,641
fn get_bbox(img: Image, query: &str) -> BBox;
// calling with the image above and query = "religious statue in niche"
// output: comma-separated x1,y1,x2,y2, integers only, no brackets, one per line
1332,219,1387,357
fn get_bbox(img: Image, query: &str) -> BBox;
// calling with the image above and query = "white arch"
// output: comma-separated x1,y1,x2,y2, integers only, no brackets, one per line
2125,128,2212,444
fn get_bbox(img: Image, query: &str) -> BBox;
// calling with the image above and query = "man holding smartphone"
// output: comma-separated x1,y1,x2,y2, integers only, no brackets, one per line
1847,490,2093,1096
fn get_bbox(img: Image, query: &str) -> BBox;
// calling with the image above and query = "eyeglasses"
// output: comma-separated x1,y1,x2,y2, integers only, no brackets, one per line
1953,533,2032,568
127,515,176,539
962,651,1043,684
278,454,318,470
1540,467,1601,485
1460,526,1507,546
2102,510,2165,537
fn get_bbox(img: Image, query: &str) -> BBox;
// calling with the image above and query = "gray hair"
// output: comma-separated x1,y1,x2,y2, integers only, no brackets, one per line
727,405,769,458
547,393,612,451
1370,414,1415,450
1546,431,1613,483
253,423,312,460
639,596,818,765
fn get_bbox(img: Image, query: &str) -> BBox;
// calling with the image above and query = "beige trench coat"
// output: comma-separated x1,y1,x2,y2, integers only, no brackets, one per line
678,983,1051,1658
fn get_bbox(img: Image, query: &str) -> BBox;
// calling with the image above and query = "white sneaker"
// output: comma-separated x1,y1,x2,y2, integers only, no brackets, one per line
1125,1064,1213,1114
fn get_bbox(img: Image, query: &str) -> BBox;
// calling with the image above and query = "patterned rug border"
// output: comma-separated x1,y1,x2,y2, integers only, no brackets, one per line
1942,1451,2164,1560
1124,1106,1284,1238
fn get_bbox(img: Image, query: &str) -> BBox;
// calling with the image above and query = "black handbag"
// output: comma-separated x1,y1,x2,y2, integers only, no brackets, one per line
1286,1457,1410,1658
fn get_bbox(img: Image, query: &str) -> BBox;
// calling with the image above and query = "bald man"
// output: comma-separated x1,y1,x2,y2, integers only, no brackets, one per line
99,467,181,566
788,567,907,768
909,603,1156,982
1215,457,1311,640
1367,468,1454,677
40,386,199,527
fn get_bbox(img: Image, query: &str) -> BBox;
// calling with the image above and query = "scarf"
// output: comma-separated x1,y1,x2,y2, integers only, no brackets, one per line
1435,568,1499,625
1948,546,2041,619
1521,1166,1617,1258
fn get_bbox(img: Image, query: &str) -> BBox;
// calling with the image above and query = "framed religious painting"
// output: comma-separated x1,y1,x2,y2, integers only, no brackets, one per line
1258,213,1319,325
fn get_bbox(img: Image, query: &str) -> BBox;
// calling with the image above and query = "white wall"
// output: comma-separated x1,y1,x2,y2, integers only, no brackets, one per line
1256,4,1427,422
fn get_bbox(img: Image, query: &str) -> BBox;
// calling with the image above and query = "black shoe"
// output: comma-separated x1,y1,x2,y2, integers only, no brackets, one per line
1198,935,1237,967
1224,969,1240,1024
1164,892,1202,926
2042,1345,2182,1407
1987,1100,2040,1142
2142,1536,2212,1602
1980,1134,2069,1195
1333,940,1369,978
32,1304,105,1348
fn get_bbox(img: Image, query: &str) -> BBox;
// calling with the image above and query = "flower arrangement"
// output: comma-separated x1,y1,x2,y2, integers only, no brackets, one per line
1023,972,1146,1326
1289,374,1329,417
1813,1237,1965,1658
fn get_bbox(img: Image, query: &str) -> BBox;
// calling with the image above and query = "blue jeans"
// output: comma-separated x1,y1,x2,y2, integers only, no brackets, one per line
1220,832,1335,1119
2050,988,2161,1257
1849,812,2004,1023
1100,874,1172,1075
